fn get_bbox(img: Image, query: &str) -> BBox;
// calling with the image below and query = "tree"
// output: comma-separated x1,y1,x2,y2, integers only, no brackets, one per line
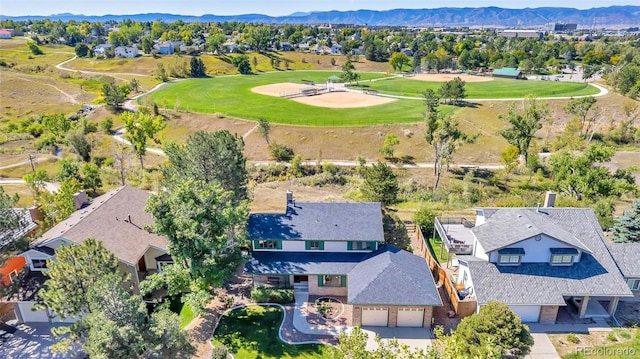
154,63,169,82
383,211,410,250
122,111,165,169
361,161,399,207
438,77,466,105
142,36,153,54
23,169,49,196
37,178,82,226
0,187,27,248
162,130,248,204
548,143,637,201
102,82,130,111
145,180,249,301
189,56,206,77
440,301,533,359
500,145,520,185
414,207,438,234
112,141,133,186
257,117,271,144
340,60,359,83
39,238,119,320
74,43,89,57
329,326,439,359
380,133,400,158
610,199,640,243
27,41,43,55
55,158,81,182
66,126,92,162
424,91,477,190
81,162,102,193
389,52,410,72
231,54,252,74
129,78,140,93
498,96,549,164
564,96,598,138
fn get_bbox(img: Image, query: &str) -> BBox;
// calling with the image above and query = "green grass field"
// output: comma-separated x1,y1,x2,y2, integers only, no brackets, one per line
148,71,600,126
148,71,428,126
213,305,329,359
362,76,600,98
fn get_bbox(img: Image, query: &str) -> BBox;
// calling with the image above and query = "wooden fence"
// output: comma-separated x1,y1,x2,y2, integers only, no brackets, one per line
414,225,477,318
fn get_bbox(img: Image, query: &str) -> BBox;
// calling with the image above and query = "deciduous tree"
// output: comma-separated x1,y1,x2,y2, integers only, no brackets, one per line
122,111,165,169
500,145,520,185
102,82,130,111
498,96,549,164
380,133,399,158
564,96,598,139
389,52,410,72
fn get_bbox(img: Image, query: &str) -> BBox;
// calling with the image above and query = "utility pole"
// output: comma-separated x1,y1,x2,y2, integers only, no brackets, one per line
28,154,36,172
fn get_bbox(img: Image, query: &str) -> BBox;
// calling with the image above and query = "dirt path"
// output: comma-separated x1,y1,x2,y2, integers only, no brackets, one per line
8,73,80,104
55,56,153,77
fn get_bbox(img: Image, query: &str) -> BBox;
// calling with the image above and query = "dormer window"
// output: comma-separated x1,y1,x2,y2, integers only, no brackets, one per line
549,248,578,266
497,248,524,265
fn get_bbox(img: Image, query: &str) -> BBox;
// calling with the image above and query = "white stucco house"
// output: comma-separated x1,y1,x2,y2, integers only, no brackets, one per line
114,45,139,58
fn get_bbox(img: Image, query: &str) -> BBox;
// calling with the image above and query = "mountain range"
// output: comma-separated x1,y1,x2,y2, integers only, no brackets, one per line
2,6,639,28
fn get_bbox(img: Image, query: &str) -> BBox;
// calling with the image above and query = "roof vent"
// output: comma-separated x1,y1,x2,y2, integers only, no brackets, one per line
527,224,533,229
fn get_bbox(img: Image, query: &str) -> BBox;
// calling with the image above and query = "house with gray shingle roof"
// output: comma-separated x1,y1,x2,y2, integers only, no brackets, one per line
245,191,442,328
449,192,632,324
608,243,640,295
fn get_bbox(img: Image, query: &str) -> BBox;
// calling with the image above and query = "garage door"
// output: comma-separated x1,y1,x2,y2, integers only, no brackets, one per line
362,307,388,326
397,308,424,327
17,302,50,323
509,305,541,322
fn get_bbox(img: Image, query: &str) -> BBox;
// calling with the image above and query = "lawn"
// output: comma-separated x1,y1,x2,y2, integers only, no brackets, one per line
552,328,639,359
148,71,430,126
428,236,452,264
362,77,600,98
213,305,330,359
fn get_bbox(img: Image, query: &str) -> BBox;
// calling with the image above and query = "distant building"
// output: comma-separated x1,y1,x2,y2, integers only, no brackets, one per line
114,46,138,58
492,67,525,79
554,23,578,32
498,29,544,40
93,43,113,56
0,29,14,39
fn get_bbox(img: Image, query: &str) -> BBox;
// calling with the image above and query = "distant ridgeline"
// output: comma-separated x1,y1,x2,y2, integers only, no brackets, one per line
1,6,639,28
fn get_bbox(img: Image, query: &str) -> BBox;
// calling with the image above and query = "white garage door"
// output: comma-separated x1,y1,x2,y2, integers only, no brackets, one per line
17,302,50,323
397,308,424,327
362,307,388,326
509,305,541,322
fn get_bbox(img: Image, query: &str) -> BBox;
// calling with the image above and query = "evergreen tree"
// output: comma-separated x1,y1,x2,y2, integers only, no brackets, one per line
361,161,399,207
610,199,640,243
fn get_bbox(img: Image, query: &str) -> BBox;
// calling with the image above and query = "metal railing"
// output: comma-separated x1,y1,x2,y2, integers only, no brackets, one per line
434,217,473,255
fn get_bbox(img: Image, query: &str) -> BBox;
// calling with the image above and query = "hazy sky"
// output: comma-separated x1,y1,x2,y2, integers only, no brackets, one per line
0,0,635,16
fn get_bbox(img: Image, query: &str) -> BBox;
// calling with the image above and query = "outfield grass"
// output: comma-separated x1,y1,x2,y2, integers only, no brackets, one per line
213,305,329,359
148,71,428,126
362,76,600,98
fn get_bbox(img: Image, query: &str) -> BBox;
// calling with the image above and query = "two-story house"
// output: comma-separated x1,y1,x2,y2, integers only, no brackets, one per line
607,243,640,298
449,192,632,323
245,192,442,328
114,45,139,58
5,186,172,323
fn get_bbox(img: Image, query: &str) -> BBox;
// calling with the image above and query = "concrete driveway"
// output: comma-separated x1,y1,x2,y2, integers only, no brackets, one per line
0,323,81,359
362,326,433,351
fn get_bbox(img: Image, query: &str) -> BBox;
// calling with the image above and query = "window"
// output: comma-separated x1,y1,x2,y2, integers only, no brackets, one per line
628,279,640,291
157,261,173,272
8,269,19,283
256,240,280,249
498,255,521,264
551,255,574,264
31,259,47,269
305,241,324,250
349,241,375,250
319,275,345,287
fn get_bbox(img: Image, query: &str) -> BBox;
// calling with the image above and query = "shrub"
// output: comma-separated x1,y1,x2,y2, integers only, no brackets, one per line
250,286,294,304
100,118,113,133
606,332,618,342
566,333,580,344
211,344,229,359
414,207,438,234
269,143,294,162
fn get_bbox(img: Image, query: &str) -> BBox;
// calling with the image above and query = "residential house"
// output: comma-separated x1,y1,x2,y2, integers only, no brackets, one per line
442,192,632,323
492,67,525,79
156,41,175,55
245,192,442,328
400,48,413,57
0,29,14,39
0,207,39,249
331,44,342,55
5,186,172,323
280,42,293,51
93,43,112,56
114,45,138,58
608,243,640,296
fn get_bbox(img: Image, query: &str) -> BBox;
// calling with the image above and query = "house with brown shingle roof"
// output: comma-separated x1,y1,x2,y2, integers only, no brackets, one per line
7,186,172,323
